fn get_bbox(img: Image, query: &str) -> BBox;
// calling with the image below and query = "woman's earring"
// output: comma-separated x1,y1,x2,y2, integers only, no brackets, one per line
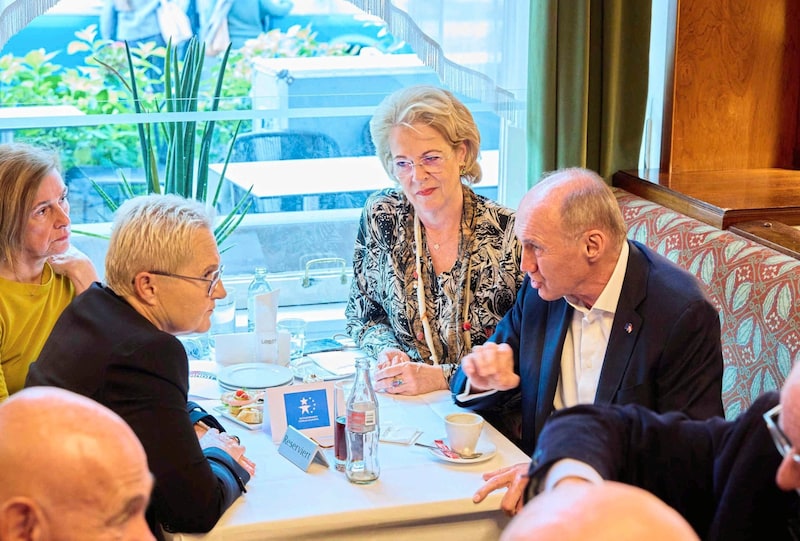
460,165,467,176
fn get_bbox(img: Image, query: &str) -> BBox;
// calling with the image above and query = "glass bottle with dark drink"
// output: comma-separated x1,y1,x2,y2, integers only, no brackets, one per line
345,357,380,483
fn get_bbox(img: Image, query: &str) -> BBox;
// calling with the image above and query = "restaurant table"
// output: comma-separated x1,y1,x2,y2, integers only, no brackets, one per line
169,360,529,540
208,150,500,212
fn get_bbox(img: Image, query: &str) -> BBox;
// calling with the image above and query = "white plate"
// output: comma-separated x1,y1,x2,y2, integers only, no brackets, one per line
214,406,263,431
427,439,497,464
218,363,294,390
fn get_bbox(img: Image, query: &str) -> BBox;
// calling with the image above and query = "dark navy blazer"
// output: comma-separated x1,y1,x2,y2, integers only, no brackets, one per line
452,240,725,455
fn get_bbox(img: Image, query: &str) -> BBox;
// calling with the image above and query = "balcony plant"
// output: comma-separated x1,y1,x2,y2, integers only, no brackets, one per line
96,36,251,246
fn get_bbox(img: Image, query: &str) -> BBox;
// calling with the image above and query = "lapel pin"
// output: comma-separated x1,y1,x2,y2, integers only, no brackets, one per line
624,323,633,334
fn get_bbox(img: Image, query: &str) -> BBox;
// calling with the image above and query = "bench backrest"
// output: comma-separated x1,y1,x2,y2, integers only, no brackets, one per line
614,188,800,418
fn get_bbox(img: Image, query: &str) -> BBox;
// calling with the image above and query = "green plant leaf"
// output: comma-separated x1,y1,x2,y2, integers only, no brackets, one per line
95,36,250,245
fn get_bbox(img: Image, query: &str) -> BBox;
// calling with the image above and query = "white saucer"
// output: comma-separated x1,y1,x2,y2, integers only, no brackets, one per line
427,439,497,464
217,363,293,390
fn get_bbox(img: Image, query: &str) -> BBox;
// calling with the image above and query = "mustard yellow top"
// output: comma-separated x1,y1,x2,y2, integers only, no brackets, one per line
0,263,75,401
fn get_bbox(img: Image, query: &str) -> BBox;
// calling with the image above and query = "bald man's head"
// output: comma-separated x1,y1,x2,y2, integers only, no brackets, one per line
0,387,154,540
501,481,699,541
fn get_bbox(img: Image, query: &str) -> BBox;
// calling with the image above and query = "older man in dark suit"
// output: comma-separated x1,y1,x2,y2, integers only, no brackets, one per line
522,358,800,540
454,167,724,514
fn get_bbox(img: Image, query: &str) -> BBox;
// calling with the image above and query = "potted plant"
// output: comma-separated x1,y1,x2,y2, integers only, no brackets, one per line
96,36,251,247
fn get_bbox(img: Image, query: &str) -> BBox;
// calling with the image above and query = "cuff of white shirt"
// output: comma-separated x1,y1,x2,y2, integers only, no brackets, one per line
455,379,498,402
543,459,604,492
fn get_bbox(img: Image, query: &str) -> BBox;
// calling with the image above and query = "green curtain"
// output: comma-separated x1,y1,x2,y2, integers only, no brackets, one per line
527,0,652,185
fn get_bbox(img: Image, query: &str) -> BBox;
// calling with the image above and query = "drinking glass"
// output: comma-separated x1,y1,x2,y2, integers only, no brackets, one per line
333,380,352,471
277,318,307,360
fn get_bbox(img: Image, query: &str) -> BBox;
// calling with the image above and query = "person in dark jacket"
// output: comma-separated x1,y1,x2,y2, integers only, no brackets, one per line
459,167,724,514
26,194,252,539
521,358,800,541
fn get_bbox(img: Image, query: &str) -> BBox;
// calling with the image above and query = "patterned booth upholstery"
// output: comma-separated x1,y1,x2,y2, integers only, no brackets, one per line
614,188,800,419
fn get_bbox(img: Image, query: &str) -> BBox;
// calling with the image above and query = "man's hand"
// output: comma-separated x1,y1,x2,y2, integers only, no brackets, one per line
461,342,519,393
472,462,530,516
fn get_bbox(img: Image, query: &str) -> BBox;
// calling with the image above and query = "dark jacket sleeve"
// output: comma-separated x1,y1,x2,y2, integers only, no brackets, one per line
524,398,782,539
204,447,251,508
450,275,527,409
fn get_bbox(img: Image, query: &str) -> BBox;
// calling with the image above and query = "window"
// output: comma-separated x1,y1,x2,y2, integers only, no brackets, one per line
1,0,529,324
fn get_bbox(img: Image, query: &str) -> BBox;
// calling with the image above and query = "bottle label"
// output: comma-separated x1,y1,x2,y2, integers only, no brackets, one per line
347,407,376,432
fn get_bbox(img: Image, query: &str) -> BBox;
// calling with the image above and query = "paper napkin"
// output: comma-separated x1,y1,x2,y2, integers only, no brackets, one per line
308,351,359,376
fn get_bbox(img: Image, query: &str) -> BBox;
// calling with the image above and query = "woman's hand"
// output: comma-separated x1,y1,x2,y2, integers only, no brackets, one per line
49,246,98,294
198,427,256,476
374,358,448,395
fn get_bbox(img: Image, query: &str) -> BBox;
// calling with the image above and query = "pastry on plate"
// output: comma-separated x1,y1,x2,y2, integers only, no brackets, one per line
236,406,263,425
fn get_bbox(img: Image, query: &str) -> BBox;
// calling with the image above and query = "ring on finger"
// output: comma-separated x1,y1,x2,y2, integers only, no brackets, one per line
392,377,404,387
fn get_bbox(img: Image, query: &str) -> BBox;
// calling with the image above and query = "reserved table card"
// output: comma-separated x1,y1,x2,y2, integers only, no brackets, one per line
278,425,330,471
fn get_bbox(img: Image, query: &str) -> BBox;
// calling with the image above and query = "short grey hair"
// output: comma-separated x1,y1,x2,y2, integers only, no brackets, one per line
105,194,214,296
539,167,627,245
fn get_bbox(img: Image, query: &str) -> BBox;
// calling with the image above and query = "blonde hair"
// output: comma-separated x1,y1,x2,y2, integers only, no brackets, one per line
0,143,61,264
370,85,482,183
105,194,214,296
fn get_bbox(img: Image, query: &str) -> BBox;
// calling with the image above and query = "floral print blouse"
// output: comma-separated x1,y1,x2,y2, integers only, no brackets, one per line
346,185,524,374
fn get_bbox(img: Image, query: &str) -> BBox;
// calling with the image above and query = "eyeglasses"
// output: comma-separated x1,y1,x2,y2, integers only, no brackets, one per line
392,152,451,180
148,266,224,296
763,404,800,463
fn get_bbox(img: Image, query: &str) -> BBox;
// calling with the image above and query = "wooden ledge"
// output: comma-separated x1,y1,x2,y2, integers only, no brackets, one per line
728,221,800,259
613,169,800,229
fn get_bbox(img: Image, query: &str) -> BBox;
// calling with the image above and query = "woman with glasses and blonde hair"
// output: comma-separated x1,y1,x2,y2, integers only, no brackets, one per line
26,194,253,539
0,143,98,403
346,85,523,396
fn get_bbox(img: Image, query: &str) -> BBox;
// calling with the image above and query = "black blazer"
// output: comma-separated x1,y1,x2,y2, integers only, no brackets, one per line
452,240,724,454
527,395,800,541
26,283,249,538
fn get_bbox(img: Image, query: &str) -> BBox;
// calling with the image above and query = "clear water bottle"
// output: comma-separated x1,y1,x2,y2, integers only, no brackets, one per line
345,357,380,484
247,267,272,332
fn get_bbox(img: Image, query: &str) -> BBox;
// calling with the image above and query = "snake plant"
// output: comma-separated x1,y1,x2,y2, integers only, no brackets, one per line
95,36,252,247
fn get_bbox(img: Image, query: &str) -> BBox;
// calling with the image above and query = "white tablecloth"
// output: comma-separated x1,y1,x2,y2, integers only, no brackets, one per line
169,368,529,540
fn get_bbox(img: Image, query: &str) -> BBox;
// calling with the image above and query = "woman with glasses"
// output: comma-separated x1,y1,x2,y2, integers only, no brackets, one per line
346,85,524,396
26,194,253,539
0,143,98,403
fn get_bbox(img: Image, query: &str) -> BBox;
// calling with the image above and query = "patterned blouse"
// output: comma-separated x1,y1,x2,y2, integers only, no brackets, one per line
346,185,524,375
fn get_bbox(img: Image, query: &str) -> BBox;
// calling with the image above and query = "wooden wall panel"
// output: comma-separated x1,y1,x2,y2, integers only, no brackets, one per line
667,0,800,172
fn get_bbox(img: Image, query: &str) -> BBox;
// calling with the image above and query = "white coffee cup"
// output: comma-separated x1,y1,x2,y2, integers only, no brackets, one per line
444,412,484,455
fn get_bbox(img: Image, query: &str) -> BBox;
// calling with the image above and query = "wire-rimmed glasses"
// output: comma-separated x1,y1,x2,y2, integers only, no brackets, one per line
148,265,224,297
763,404,800,463
392,152,451,180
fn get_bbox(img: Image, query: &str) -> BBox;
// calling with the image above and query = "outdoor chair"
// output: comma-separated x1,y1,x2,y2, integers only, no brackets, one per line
231,130,341,162
230,130,342,211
